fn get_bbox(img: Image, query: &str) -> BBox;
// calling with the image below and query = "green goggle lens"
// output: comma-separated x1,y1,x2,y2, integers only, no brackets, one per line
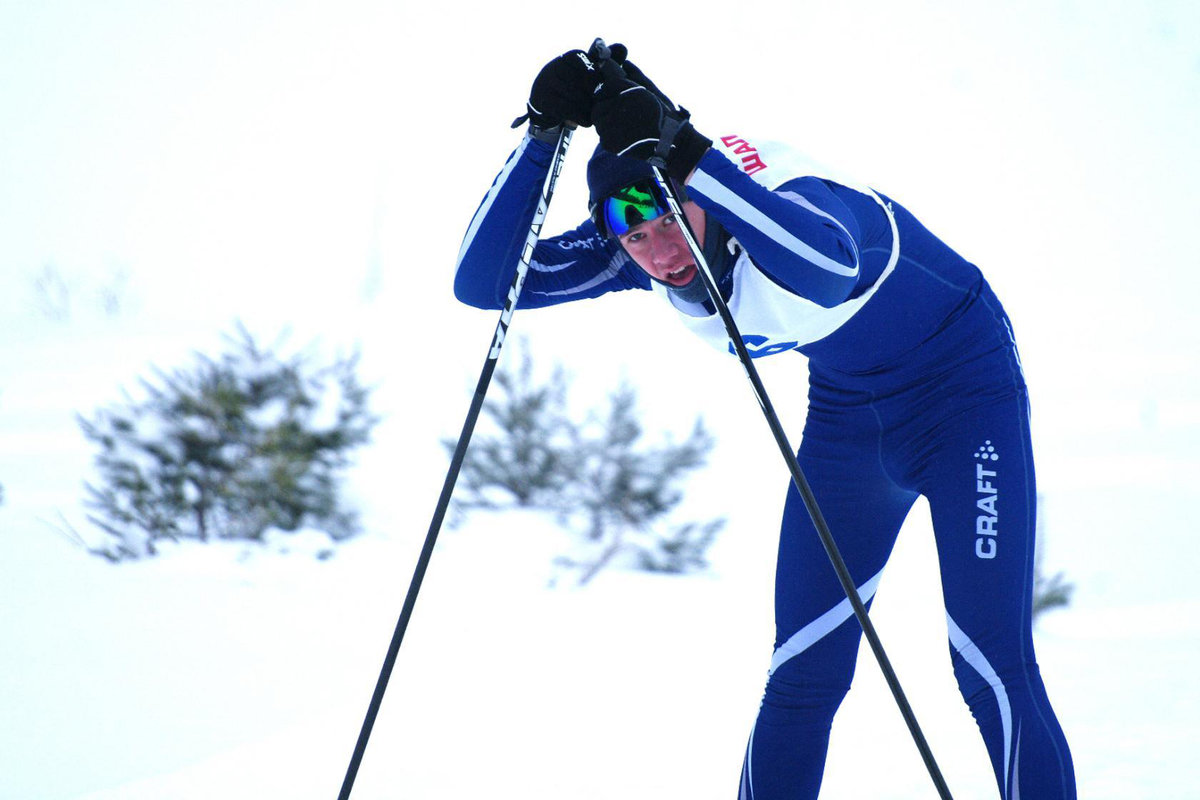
601,180,671,237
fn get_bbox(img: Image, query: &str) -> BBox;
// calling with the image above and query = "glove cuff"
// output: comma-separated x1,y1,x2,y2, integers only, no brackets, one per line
528,123,565,144
668,122,712,183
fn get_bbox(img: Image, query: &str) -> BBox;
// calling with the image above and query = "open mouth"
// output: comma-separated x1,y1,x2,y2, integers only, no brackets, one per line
665,264,695,285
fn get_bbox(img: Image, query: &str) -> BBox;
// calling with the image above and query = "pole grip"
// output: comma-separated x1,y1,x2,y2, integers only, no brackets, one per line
589,37,611,62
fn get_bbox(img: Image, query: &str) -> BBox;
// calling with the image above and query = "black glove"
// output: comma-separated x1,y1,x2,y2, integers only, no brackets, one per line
615,54,675,109
591,59,712,182
514,42,635,132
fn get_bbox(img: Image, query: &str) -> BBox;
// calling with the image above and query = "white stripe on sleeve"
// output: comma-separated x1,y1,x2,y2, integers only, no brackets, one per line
689,168,860,278
456,136,531,267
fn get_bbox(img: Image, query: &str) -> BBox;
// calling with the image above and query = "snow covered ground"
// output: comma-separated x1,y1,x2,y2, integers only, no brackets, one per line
3,3,1198,798
2,439,1197,800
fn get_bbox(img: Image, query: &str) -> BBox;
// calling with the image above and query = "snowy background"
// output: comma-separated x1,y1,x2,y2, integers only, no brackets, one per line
2,2,1198,798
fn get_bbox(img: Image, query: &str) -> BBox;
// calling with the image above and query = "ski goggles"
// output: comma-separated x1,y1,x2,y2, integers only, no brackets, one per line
593,178,672,239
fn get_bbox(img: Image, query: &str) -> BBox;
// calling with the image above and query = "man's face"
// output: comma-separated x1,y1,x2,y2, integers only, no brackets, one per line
617,200,707,286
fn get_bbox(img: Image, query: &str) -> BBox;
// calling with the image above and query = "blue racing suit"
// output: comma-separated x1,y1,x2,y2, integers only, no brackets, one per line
454,132,1076,800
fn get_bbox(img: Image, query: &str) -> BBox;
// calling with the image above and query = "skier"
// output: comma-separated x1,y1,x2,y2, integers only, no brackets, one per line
453,45,1076,800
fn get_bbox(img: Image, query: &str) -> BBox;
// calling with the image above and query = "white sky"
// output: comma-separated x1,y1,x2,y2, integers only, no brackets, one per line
3,2,1197,341
1,2,1198,797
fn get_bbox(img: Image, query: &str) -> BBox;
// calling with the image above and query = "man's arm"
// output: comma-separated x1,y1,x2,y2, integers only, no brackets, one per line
685,150,864,308
454,134,648,310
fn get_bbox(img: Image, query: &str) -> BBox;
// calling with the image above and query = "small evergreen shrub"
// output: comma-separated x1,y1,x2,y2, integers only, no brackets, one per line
450,346,724,584
78,325,377,561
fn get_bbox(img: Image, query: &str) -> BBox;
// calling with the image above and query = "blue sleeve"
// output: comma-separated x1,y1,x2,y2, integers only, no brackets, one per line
454,135,650,310
686,150,865,308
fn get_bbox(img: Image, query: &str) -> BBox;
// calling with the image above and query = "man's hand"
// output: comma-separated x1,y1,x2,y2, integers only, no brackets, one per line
518,48,604,131
591,58,711,182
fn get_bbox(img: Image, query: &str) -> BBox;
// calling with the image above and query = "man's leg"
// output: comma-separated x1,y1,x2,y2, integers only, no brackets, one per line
740,422,918,800
922,393,1076,800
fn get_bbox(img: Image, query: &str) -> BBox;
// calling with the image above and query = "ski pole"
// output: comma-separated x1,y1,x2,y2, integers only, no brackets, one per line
336,124,574,799
644,159,956,798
